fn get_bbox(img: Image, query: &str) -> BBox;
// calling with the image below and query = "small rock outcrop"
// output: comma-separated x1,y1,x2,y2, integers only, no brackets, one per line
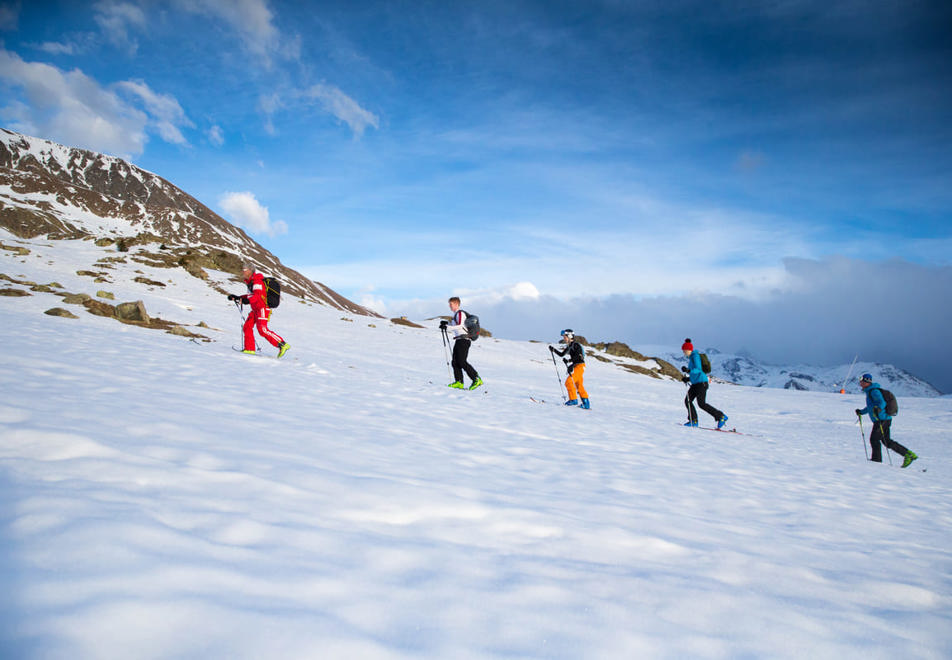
44,307,78,318
115,301,151,324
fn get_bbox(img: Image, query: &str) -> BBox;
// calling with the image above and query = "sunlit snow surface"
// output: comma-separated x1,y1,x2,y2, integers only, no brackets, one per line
2,233,951,659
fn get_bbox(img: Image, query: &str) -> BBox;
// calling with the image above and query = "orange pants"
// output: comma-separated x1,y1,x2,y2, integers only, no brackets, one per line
565,364,588,400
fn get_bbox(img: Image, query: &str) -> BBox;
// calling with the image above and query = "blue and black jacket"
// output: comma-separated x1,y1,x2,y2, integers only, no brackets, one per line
686,350,708,385
859,383,892,423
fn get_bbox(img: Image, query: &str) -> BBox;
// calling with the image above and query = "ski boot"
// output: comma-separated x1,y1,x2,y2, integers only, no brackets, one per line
565,399,578,406
469,377,484,390
580,398,590,409
901,451,918,468
717,415,729,430
448,381,465,389
684,420,698,427
277,342,291,358
241,349,256,355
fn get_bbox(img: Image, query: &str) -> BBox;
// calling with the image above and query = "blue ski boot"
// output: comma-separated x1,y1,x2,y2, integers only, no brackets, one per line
565,399,578,406
580,398,590,409
684,420,698,427
717,415,729,430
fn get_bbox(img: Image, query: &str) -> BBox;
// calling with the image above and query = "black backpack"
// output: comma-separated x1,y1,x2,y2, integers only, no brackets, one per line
871,387,899,416
460,310,480,341
699,352,712,375
263,277,281,308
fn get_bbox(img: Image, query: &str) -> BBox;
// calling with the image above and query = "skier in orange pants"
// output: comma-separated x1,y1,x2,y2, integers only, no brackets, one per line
549,329,589,408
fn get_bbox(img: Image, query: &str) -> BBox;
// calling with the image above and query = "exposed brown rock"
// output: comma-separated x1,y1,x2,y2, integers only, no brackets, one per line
83,299,116,317
651,358,683,381
133,276,165,287
0,287,29,296
60,292,92,304
593,341,647,360
0,241,30,255
115,300,150,323
619,364,663,379
45,307,78,318
391,317,424,328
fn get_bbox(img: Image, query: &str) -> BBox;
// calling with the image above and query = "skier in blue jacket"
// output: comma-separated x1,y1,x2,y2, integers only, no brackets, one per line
855,373,917,467
680,338,728,429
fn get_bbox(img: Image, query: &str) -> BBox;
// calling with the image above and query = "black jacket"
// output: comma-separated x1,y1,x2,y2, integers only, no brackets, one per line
552,341,585,372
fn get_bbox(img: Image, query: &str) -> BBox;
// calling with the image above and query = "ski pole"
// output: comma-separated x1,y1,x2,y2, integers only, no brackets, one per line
234,300,244,348
879,422,893,466
441,326,453,381
550,349,567,402
234,300,260,351
858,414,868,461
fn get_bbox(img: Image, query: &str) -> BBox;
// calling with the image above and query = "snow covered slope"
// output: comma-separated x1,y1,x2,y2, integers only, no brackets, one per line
2,229,951,659
641,345,942,397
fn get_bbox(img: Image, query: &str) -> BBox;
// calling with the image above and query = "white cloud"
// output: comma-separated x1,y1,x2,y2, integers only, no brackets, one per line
0,49,192,157
219,191,288,237
305,83,379,137
173,0,288,63
35,41,78,55
258,92,282,135
93,0,146,54
116,79,194,144
357,288,388,316
452,281,541,306
87,0,295,64
207,124,224,146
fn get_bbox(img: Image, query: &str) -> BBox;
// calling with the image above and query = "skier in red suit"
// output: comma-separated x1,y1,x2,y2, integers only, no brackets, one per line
227,265,290,358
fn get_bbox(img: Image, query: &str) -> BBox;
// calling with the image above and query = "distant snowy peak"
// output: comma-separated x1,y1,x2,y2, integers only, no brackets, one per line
646,346,941,398
0,128,376,315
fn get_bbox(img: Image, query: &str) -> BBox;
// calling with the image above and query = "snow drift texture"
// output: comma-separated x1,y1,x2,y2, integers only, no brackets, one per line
1,229,951,659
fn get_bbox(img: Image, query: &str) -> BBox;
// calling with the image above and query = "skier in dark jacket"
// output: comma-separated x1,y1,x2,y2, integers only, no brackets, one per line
856,373,917,467
550,329,589,408
680,338,727,428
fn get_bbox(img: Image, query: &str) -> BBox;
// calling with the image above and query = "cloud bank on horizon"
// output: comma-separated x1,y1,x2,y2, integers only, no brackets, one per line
1,0,950,388
371,256,952,393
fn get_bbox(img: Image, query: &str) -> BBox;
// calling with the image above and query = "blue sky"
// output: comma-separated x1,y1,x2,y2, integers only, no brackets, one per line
2,0,951,390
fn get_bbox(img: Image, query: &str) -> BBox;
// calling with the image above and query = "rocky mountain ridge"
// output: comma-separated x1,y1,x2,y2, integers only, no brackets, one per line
640,345,942,398
0,127,375,315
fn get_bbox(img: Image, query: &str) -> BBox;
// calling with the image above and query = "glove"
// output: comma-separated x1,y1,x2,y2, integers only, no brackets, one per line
227,294,239,302
681,366,689,373
873,406,882,416
439,320,448,329
682,376,690,383
549,345,555,353
855,409,862,417
563,358,570,365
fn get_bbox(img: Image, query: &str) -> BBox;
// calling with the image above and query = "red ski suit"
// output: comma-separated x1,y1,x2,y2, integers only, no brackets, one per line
242,272,284,351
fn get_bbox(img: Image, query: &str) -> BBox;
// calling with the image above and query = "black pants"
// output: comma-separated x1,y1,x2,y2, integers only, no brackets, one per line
685,382,724,424
869,419,909,462
452,338,479,383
